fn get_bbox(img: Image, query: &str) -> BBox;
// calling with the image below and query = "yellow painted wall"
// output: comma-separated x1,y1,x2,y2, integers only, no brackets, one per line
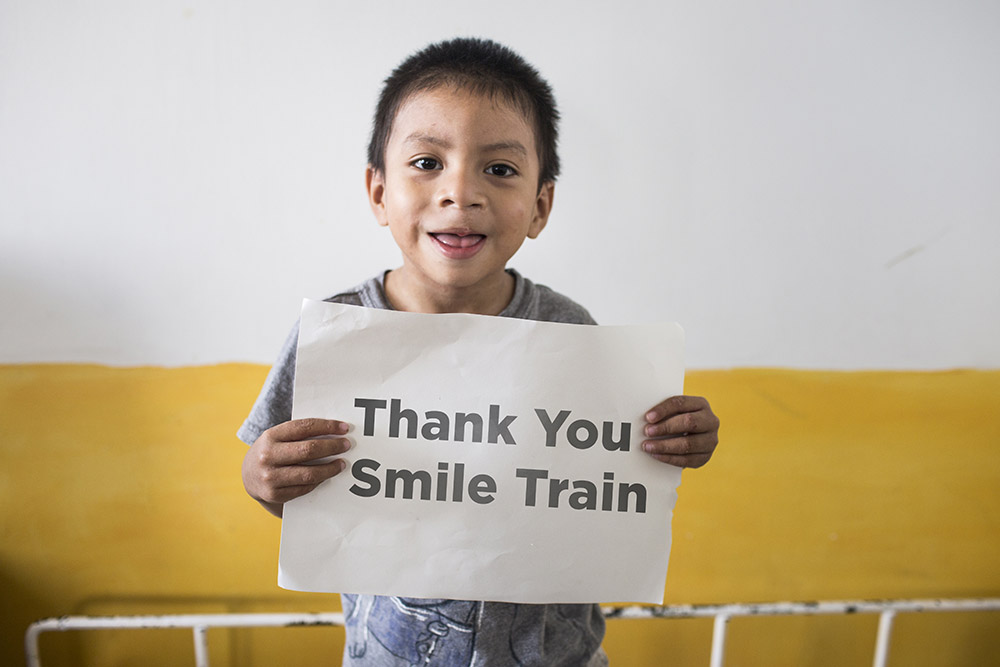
1,365,998,665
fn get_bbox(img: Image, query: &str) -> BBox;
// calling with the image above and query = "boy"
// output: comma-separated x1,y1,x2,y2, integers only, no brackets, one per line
240,37,720,666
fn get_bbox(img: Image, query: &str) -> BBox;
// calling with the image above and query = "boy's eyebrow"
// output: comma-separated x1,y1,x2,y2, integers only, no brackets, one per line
403,133,528,157
481,141,528,157
403,133,451,149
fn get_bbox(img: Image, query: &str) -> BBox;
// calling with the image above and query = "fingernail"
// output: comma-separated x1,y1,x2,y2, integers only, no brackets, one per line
336,422,349,434
642,442,654,453
645,410,657,422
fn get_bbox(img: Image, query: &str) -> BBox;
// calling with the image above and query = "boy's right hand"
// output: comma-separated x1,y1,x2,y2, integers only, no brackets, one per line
242,418,352,517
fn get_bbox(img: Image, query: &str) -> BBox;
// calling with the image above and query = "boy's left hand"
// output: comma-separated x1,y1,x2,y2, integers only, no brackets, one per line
641,396,720,468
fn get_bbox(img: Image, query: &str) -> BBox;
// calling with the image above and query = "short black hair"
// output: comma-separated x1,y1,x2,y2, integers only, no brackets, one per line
367,37,560,186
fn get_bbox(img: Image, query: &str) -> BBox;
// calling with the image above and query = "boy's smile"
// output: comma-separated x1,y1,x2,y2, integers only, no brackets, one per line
429,230,486,259
366,86,553,315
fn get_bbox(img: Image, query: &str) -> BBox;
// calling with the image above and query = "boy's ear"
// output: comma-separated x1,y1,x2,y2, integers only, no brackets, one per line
366,166,389,227
527,181,555,239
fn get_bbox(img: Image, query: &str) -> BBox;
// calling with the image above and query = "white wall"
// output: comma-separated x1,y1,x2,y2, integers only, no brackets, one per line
2,0,998,369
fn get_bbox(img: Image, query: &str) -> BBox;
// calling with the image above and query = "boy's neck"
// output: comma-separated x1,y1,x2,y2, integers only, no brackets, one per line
383,267,515,315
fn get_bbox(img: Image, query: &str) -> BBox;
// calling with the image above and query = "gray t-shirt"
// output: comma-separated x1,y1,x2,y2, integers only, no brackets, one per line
238,269,607,666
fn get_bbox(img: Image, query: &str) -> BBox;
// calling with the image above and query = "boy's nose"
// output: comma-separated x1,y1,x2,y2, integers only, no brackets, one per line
437,169,485,209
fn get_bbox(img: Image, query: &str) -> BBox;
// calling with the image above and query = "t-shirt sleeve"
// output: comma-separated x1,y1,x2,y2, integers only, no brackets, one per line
236,322,299,445
534,284,598,326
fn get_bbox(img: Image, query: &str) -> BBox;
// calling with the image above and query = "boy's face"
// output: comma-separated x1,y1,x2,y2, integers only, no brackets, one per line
366,86,553,311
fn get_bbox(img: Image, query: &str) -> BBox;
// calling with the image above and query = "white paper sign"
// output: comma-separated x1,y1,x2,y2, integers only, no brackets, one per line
279,300,685,604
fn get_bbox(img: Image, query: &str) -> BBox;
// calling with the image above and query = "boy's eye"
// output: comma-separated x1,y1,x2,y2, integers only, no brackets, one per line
486,164,517,177
412,157,441,170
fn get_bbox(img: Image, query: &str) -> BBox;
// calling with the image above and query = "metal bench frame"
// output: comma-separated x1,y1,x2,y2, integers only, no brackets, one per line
25,598,1000,667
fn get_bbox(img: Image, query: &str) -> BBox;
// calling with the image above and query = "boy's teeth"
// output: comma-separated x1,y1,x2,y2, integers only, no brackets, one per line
434,233,483,248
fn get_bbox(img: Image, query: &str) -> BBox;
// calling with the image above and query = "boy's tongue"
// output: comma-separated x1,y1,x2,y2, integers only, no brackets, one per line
433,233,484,248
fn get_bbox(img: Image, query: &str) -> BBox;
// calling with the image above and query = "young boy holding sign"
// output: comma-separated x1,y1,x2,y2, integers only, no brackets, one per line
240,37,719,666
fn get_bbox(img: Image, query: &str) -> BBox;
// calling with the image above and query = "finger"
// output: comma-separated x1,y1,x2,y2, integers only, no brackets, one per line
646,452,713,469
644,409,720,438
268,483,323,504
270,418,351,442
290,436,354,465
645,395,710,423
642,431,718,458
261,459,348,493
259,437,353,467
